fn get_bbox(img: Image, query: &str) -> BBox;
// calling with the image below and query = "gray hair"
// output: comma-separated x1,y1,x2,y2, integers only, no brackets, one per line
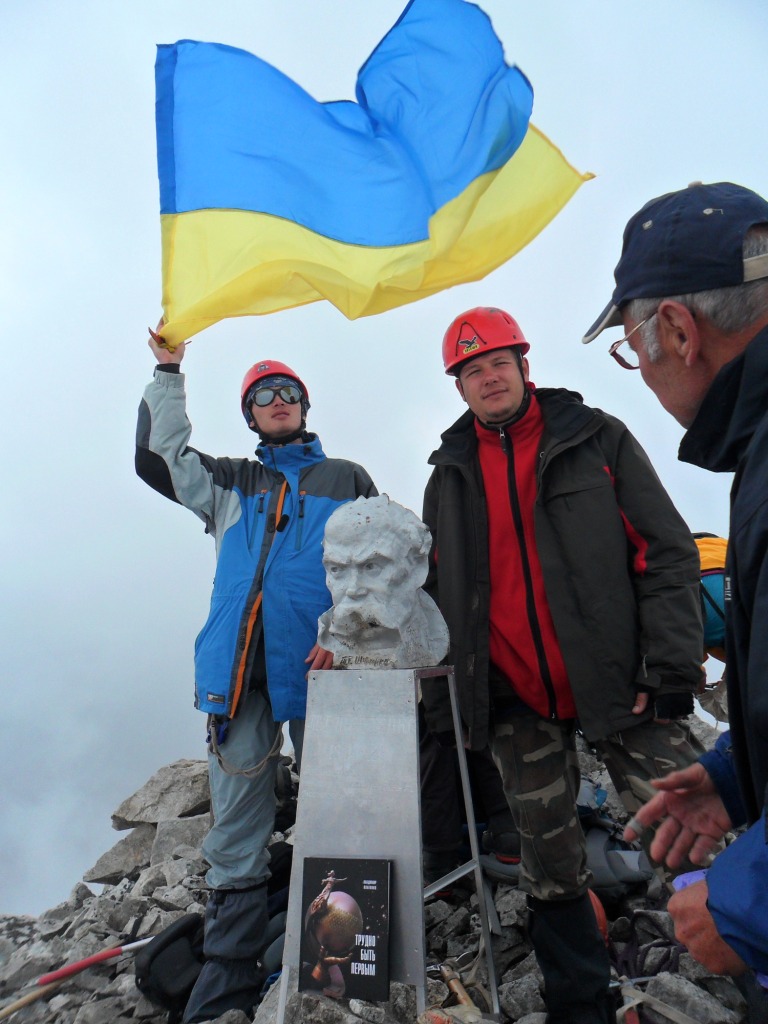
323,494,431,561
627,226,768,361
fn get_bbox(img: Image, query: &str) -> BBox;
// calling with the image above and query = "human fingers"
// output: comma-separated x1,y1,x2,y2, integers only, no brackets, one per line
623,792,671,841
659,822,699,870
650,763,709,793
631,691,650,714
314,648,334,671
304,644,333,674
148,328,165,354
688,833,724,868
148,327,185,363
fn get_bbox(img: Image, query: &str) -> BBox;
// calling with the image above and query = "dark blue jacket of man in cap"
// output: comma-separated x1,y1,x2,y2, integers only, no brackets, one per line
584,181,768,985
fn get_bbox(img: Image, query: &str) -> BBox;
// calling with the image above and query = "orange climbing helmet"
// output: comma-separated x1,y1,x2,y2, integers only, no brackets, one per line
442,307,530,376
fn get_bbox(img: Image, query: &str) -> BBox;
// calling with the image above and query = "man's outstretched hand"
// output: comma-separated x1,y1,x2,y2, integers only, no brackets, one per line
623,762,731,869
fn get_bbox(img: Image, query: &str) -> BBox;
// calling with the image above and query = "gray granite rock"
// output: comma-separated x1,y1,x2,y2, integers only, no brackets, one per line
112,759,210,829
498,973,546,1019
84,824,156,884
643,972,742,1024
150,813,211,863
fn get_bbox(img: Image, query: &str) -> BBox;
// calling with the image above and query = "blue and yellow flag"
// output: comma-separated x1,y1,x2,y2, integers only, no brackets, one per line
156,0,591,344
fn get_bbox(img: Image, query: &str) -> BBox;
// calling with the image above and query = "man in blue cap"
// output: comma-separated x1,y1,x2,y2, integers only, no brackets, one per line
583,182,768,1001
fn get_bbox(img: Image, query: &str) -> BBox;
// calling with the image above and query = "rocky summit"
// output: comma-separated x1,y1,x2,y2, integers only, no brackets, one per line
0,720,752,1024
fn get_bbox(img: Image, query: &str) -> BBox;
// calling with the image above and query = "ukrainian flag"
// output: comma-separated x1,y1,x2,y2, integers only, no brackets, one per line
156,0,591,345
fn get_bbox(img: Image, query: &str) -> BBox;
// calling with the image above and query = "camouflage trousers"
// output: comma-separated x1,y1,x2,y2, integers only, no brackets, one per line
488,713,705,900
595,717,707,874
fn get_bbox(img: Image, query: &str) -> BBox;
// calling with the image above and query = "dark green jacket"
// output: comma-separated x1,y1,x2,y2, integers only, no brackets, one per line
422,387,703,749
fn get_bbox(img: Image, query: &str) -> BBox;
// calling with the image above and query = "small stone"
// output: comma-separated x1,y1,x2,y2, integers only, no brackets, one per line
644,972,741,1024
423,900,453,928
498,974,546,1019
348,998,386,1022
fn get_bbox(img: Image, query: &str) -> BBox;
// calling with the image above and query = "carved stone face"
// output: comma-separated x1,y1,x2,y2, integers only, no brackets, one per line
323,517,418,642
318,495,449,669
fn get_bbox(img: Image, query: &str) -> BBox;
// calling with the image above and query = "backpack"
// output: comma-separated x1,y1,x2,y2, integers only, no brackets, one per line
134,913,205,1024
480,778,656,909
134,907,290,1022
693,533,727,654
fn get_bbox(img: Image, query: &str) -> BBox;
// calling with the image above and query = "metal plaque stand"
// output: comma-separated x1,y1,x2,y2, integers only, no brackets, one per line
277,667,499,1022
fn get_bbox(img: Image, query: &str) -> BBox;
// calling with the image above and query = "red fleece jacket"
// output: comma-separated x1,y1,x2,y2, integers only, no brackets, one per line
476,394,576,719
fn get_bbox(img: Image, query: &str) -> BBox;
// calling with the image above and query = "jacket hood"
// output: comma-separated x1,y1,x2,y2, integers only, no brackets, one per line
429,387,592,466
679,325,768,473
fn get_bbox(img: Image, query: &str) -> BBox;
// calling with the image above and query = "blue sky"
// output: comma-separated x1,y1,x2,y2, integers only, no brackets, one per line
2,0,765,916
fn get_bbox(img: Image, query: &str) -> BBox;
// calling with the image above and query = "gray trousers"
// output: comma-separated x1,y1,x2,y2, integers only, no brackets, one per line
203,686,305,890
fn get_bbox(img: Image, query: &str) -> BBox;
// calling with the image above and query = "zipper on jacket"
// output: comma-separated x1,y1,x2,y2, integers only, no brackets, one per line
249,489,270,550
295,490,306,550
501,427,559,719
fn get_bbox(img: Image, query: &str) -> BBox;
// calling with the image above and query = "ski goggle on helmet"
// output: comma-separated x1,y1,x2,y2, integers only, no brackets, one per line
442,307,530,376
249,380,302,407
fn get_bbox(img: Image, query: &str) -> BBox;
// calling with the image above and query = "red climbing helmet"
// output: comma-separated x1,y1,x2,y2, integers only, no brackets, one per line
240,359,310,425
442,307,530,376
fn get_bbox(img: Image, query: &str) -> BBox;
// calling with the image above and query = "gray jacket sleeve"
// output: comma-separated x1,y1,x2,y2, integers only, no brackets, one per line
135,367,218,528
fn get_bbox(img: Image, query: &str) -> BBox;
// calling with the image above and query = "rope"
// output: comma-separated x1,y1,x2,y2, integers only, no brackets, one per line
613,909,684,980
208,719,284,778
619,983,704,1024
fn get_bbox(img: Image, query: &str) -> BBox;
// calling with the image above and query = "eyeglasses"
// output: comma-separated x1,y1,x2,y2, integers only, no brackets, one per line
249,384,302,407
608,312,657,370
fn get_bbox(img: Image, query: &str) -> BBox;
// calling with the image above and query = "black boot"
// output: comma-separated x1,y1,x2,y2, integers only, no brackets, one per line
183,884,269,1024
527,893,616,1024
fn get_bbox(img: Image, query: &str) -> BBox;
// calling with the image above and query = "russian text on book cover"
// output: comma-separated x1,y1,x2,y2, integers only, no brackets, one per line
299,857,391,1001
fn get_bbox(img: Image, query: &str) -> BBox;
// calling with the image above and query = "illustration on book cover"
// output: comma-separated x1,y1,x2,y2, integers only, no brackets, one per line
299,857,391,1001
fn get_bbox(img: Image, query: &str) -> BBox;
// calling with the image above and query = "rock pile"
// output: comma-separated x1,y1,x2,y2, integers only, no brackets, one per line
0,723,750,1024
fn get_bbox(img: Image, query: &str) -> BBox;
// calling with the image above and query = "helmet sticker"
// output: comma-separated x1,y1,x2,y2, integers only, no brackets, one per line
455,322,487,359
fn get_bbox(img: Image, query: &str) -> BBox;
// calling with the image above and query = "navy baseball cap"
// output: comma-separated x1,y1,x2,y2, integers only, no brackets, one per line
583,182,768,344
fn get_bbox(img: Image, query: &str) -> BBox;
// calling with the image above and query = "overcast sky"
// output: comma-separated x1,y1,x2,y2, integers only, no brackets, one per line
2,0,765,918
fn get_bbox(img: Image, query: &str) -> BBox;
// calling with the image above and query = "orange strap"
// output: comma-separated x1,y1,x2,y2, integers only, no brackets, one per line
230,481,288,718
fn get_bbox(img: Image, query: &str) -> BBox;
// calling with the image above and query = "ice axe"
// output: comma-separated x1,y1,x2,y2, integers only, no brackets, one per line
0,937,153,1021
419,962,495,1023
0,982,63,1021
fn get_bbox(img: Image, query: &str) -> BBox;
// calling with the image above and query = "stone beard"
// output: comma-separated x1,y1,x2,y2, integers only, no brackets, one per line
318,495,449,670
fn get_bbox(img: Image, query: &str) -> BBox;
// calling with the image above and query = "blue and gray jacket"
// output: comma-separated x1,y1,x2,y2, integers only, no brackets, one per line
136,366,377,722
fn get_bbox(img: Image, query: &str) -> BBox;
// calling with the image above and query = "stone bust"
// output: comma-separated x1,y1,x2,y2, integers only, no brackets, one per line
317,495,449,669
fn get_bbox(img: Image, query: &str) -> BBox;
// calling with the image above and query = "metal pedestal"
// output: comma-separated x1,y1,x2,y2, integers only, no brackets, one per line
277,667,499,1022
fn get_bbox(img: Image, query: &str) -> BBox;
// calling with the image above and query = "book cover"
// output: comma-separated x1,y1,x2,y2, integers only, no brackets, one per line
298,856,391,1002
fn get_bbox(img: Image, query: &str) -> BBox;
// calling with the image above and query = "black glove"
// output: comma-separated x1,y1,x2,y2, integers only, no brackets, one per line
654,692,694,720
